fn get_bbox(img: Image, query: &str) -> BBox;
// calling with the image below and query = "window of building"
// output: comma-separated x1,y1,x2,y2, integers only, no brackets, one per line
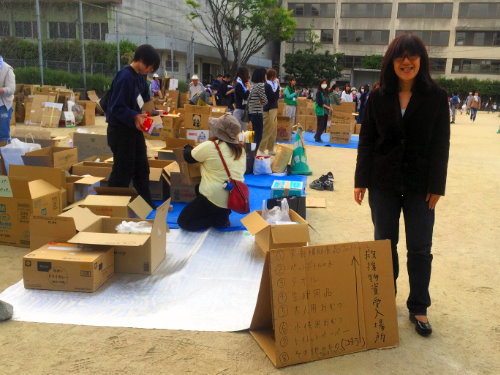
320,29,333,43
0,21,9,37
452,59,500,74
14,21,37,38
339,30,389,45
398,3,452,18
455,31,500,47
341,3,392,17
458,3,500,18
165,57,179,72
396,30,449,46
289,3,335,17
49,22,76,39
340,55,364,69
430,58,447,73
288,29,307,43
83,23,108,40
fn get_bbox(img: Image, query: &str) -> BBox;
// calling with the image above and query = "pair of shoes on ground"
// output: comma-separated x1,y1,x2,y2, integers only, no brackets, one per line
309,172,334,191
409,313,432,337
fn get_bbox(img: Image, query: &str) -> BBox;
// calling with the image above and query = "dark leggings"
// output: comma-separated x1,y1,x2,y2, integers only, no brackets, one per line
249,112,264,150
178,193,230,231
315,114,328,141
107,125,153,206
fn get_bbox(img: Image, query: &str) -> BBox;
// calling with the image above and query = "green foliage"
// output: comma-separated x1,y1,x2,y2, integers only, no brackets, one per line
435,77,500,99
185,0,296,75
177,80,189,93
1,37,137,74
362,55,384,70
283,51,343,87
14,67,112,94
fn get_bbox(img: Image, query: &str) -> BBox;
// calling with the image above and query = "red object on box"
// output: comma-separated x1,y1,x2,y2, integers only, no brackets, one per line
141,117,154,133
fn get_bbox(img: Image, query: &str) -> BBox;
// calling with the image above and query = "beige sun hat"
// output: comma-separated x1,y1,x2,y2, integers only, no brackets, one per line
209,113,241,144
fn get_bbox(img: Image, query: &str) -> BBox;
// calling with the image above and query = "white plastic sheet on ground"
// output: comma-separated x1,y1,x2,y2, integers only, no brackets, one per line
0,229,265,331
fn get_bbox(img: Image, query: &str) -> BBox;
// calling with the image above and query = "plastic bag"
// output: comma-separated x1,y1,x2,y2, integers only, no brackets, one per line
261,198,292,225
72,103,85,125
0,138,41,174
115,221,152,234
253,155,272,175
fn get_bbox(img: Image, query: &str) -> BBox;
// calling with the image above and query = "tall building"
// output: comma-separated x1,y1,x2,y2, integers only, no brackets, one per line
280,0,500,83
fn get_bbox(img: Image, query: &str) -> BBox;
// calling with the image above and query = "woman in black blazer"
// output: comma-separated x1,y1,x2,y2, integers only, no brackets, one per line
354,34,450,337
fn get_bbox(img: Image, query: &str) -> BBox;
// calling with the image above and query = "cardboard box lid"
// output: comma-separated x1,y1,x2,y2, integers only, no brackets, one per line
9,164,66,189
69,232,150,247
91,187,152,219
3,177,60,199
59,206,101,231
73,176,104,185
241,211,271,236
83,194,132,207
26,242,108,262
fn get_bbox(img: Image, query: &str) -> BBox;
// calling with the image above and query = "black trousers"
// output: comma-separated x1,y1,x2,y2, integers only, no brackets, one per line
368,188,435,315
249,113,263,150
178,193,231,231
107,125,153,207
315,114,328,141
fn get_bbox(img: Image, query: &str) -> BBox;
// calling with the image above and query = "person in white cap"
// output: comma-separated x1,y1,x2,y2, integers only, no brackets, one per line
189,74,205,100
151,73,161,97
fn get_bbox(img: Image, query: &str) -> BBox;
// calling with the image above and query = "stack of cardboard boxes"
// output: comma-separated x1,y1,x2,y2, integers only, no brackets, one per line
330,102,356,144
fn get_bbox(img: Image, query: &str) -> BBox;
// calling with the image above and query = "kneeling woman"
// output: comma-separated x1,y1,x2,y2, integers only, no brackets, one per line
178,114,246,231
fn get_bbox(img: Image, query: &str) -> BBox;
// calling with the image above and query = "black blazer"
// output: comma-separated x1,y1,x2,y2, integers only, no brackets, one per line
355,87,450,196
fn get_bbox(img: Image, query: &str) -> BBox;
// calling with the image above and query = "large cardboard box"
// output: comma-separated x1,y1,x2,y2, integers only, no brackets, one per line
22,146,78,171
67,200,170,274
163,90,180,108
336,102,356,113
330,124,353,144
355,123,362,134
173,148,201,185
276,116,292,142
169,172,197,203
249,240,399,368
65,176,104,204
8,164,67,209
183,105,211,129
40,103,63,128
71,158,113,180
25,94,57,124
23,242,114,292
76,100,96,126
72,132,112,162
0,176,61,247
68,188,152,219
241,210,309,253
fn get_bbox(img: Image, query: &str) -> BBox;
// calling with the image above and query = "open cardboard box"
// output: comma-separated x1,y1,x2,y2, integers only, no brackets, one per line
157,138,195,161
65,175,104,204
148,159,174,200
71,157,113,180
22,146,78,171
23,242,114,292
241,210,310,253
173,148,201,185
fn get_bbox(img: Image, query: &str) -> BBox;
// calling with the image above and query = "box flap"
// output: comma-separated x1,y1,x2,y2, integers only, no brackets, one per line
74,176,105,185
149,167,163,182
69,232,150,247
270,223,309,244
9,164,66,189
241,211,270,235
128,195,152,219
94,186,137,196
152,199,170,231
59,206,101,231
29,215,78,250
165,137,195,149
83,194,132,207
28,179,61,198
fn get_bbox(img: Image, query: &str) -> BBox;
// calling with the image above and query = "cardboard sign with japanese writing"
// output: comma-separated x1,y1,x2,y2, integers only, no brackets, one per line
249,240,398,368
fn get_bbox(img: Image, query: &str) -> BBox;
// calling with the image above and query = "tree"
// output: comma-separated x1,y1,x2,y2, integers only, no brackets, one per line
362,55,383,70
186,0,296,75
283,50,343,87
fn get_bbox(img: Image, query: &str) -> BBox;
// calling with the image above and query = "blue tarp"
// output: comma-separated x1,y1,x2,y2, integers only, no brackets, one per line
149,174,308,231
279,131,359,149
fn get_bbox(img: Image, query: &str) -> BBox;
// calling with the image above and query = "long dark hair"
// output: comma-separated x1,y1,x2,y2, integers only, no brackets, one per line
235,67,249,83
317,79,328,94
380,34,437,94
209,136,243,160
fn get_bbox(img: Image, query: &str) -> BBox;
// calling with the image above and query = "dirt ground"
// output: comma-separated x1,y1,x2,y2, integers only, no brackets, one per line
0,111,499,374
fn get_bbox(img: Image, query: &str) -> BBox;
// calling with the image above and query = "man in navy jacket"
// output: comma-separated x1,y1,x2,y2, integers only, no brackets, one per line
106,44,160,206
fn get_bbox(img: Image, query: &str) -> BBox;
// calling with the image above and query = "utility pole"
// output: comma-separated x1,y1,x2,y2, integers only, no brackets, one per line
34,0,44,84
78,1,87,91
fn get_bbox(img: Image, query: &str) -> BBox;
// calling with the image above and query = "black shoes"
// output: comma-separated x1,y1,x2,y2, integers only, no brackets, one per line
310,172,334,191
409,313,432,337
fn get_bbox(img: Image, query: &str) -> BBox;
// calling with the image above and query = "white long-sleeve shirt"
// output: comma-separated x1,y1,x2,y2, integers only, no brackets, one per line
341,90,353,103
0,59,15,110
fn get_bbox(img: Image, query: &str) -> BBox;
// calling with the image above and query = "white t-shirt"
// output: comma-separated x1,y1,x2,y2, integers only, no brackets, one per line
341,91,353,102
191,140,246,208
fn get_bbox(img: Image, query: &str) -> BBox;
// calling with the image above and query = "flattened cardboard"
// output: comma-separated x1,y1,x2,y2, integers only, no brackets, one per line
22,146,78,171
23,243,114,292
68,200,170,274
305,197,326,208
241,210,309,253
72,132,112,161
250,240,398,368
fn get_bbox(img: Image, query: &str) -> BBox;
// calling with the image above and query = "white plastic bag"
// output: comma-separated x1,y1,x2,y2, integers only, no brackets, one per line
261,198,292,225
0,138,42,174
115,221,152,234
253,156,272,175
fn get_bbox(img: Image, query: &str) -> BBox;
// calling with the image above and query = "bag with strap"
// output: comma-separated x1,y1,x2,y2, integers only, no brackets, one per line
212,140,250,214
